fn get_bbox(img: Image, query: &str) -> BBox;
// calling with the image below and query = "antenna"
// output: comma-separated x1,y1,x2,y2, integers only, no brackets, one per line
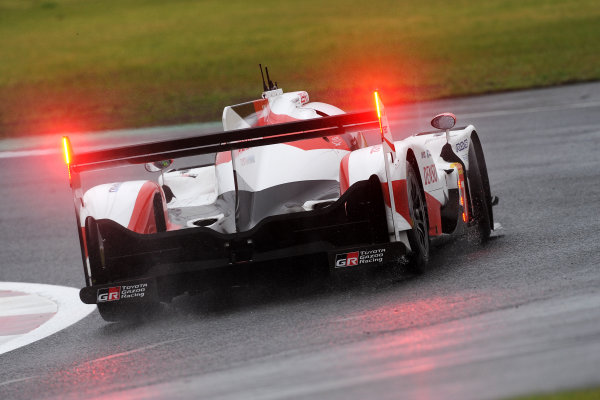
259,64,267,91
265,66,275,90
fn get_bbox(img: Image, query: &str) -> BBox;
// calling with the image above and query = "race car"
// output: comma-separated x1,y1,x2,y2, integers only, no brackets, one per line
62,67,496,321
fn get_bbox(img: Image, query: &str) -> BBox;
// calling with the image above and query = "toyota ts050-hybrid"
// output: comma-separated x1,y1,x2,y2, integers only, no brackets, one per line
62,68,497,321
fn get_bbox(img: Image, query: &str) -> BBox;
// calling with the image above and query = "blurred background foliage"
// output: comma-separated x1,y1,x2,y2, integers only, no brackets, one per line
0,0,598,136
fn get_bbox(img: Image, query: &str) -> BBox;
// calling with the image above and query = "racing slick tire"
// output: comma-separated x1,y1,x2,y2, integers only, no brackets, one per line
405,161,430,273
97,301,161,323
467,147,492,243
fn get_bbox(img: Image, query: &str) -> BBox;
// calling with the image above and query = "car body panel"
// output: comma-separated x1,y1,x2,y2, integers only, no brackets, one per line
63,86,493,306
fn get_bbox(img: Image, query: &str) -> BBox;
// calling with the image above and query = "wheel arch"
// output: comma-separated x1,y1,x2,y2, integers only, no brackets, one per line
405,148,419,181
403,147,430,271
404,147,427,198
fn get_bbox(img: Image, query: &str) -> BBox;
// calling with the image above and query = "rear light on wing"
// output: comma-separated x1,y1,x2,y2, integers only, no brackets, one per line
62,136,72,166
374,91,382,119
374,91,395,153
62,136,73,181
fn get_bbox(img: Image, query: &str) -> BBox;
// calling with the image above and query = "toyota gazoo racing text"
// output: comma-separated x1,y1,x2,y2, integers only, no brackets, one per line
63,67,497,321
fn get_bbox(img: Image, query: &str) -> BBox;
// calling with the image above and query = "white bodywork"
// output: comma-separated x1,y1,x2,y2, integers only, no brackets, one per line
342,127,477,249
79,87,481,253
80,181,150,228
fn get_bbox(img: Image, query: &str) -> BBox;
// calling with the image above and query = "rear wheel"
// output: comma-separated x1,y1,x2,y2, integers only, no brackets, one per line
97,301,161,323
467,148,491,243
405,161,430,273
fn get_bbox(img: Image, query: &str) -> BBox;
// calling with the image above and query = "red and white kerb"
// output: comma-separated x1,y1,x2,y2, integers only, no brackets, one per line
0,290,57,346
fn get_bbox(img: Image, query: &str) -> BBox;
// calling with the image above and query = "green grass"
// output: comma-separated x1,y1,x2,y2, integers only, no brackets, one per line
510,387,600,400
0,0,599,136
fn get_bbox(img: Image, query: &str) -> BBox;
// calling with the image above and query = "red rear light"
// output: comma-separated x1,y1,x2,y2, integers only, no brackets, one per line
374,91,382,119
62,136,72,165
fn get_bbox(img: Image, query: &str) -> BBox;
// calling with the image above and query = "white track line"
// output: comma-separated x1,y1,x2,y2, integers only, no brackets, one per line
458,100,600,119
0,293,57,317
0,282,96,355
1,101,599,160
0,149,56,159
0,376,37,388
386,101,600,125
84,337,190,365
0,335,20,346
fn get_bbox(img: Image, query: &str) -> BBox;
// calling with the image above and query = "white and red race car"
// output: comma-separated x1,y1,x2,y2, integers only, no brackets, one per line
63,68,496,321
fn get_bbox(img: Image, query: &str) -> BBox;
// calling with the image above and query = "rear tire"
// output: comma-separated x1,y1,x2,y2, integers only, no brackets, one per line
467,148,491,243
405,161,430,273
97,302,161,323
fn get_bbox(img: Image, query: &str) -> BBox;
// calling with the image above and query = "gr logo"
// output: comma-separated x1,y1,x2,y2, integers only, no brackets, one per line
97,286,121,302
335,252,359,268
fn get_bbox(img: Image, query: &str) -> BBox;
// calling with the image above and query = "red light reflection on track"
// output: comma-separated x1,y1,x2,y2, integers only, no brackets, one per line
333,292,495,332
329,291,498,375
46,350,154,395
39,338,188,398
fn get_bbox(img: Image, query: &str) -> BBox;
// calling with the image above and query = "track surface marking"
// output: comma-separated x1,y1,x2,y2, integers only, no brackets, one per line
0,283,96,356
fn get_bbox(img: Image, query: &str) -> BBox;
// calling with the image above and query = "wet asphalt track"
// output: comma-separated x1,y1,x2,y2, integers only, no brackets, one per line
1,82,599,399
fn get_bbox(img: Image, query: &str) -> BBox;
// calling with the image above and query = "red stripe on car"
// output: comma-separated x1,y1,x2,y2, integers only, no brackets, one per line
127,182,161,234
381,179,411,224
425,192,443,236
266,111,350,151
0,290,27,298
339,153,351,194
215,151,232,165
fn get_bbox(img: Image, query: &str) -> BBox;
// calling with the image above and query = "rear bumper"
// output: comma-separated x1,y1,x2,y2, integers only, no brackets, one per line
80,176,404,304
80,240,406,304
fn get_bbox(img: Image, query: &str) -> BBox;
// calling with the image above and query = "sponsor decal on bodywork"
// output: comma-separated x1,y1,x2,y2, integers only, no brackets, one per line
455,138,469,152
298,91,309,105
97,286,119,302
334,248,386,268
97,283,148,302
329,136,344,147
108,183,122,193
423,165,438,185
175,170,199,178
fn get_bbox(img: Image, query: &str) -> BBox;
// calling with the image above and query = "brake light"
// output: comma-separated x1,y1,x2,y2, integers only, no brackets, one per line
62,136,72,165
374,91,382,119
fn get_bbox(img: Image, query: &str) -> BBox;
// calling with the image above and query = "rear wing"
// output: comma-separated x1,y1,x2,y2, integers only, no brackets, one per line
63,110,380,175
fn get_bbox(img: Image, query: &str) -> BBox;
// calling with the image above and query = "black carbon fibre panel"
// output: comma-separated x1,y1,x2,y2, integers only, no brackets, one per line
85,176,389,288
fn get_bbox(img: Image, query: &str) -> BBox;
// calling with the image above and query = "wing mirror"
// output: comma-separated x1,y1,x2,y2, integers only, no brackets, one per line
431,113,456,130
145,159,173,172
